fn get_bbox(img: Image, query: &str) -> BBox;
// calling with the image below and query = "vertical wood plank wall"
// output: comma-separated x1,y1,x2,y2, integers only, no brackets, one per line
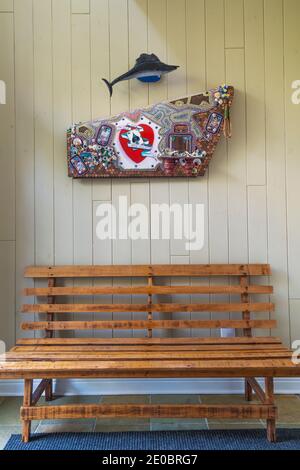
0,0,299,349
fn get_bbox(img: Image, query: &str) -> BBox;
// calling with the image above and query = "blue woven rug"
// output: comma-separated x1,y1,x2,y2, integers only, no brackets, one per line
4,430,300,450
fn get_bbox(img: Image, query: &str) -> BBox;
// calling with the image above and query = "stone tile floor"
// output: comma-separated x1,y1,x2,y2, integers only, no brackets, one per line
0,394,300,449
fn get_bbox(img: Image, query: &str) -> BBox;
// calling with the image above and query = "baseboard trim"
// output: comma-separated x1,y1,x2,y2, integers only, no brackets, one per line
0,378,300,396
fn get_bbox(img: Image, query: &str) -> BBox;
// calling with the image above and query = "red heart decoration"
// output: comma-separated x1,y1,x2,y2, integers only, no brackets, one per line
119,123,154,164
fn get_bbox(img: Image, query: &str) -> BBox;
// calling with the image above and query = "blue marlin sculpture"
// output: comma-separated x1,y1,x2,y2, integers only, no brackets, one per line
102,53,179,97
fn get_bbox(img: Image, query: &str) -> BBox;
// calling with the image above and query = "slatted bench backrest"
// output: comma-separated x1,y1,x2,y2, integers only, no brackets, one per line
22,264,274,338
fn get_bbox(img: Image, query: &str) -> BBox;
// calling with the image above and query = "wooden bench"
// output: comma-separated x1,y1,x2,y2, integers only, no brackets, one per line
1,263,300,443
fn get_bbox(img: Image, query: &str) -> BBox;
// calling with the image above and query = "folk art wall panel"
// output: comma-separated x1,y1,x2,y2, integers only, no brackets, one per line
68,86,234,178
0,0,299,355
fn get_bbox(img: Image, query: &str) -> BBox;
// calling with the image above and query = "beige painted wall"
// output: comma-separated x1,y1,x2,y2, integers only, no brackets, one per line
0,0,300,348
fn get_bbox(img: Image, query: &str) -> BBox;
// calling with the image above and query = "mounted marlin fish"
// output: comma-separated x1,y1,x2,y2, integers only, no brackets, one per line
102,53,179,97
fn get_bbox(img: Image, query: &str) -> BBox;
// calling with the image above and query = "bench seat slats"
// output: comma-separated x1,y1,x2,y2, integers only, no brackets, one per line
21,319,277,331
23,285,274,296
24,263,271,278
21,302,274,313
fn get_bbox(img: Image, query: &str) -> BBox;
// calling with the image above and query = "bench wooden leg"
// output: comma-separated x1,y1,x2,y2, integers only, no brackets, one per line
245,378,253,401
267,418,276,443
265,377,276,443
45,379,53,401
22,379,33,443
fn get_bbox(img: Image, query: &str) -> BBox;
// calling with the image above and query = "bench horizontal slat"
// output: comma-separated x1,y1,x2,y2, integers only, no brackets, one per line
2,350,292,361
24,263,271,278
1,358,299,379
20,403,277,420
0,358,296,372
12,344,287,352
16,336,282,345
21,302,274,313
23,285,273,296
21,319,277,330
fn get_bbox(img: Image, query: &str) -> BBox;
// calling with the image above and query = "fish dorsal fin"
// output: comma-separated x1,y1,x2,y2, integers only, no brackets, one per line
135,53,159,65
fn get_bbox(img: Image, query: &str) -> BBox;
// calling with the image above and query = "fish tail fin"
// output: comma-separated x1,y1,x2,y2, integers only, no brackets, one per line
102,78,113,97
